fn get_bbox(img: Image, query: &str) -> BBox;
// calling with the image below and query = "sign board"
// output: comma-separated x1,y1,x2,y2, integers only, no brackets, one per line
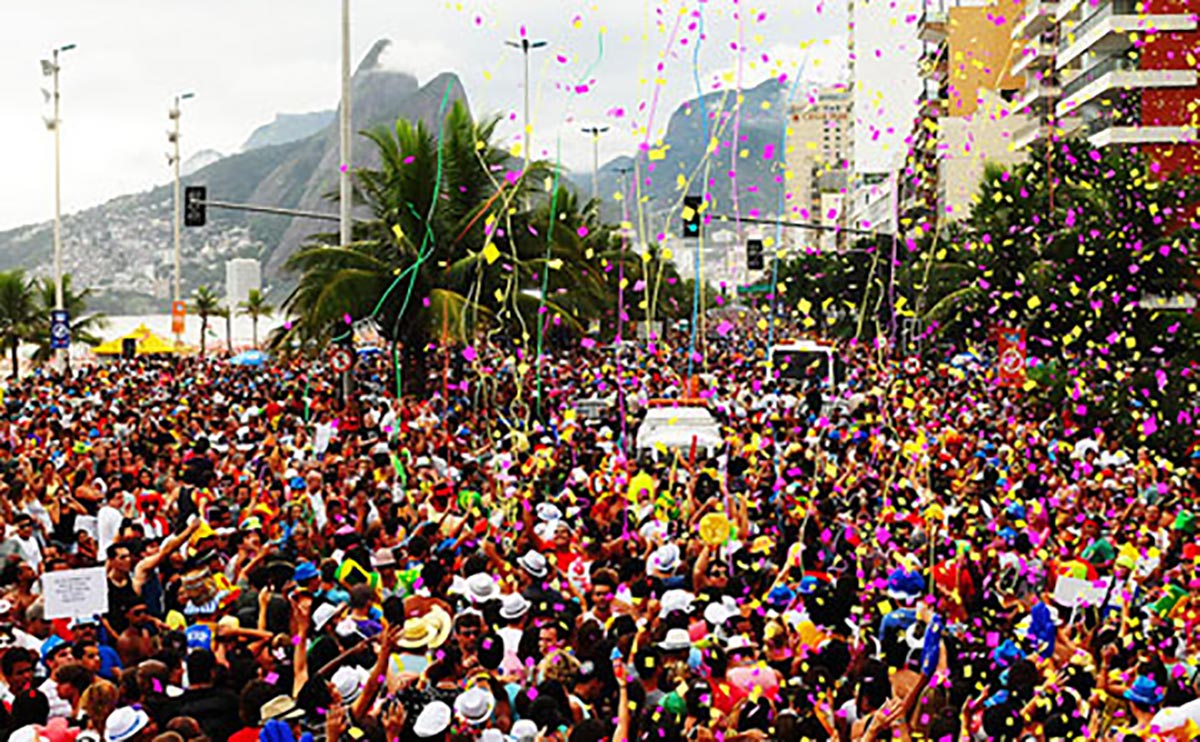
171,300,187,335
329,347,353,374
737,283,771,295
42,566,108,620
50,309,70,350
997,327,1026,388
636,321,664,342
1053,575,1114,609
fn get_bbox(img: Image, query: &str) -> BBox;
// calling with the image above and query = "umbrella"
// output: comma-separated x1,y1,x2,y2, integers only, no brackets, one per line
356,346,383,356
229,350,268,367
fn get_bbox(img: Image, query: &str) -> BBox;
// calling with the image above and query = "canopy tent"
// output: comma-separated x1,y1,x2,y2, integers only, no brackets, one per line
229,349,268,366
93,325,182,356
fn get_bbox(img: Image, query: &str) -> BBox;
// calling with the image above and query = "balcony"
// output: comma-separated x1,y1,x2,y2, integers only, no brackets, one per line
1012,0,1059,40
1013,78,1062,114
1011,40,1056,78
1013,121,1051,149
1057,0,1198,69
1057,54,1198,116
919,43,948,82
1084,114,1199,147
918,10,948,43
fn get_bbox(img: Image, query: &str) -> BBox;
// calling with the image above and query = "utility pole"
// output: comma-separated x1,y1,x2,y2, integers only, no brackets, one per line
41,43,75,365
581,125,609,200
340,0,352,250
168,92,194,345
505,35,547,184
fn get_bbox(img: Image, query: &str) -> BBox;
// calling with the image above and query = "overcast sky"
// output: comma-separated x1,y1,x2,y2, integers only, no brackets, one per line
0,0,847,231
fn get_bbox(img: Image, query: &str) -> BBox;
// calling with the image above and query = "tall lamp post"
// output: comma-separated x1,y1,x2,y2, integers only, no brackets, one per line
41,43,76,362
505,36,547,172
339,0,351,251
581,125,610,200
168,91,195,344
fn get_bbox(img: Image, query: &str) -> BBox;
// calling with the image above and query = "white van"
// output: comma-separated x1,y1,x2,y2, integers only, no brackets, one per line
769,340,838,388
635,405,724,460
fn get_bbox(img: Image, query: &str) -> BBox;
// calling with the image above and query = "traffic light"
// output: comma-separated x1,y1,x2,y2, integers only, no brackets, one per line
184,186,207,227
682,195,702,238
746,239,764,270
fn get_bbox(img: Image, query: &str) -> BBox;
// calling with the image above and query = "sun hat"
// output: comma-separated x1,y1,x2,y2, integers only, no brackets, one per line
396,616,434,651
647,543,681,575
466,573,501,604
453,687,496,726
499,592,532,621
704,600,737,627
726,635,754,654
510,720,538,742
293,562,319,582
1124,675,1165,706
370,548,397,569
105,707,150,742
658,628,693,652
658,589,696,619
413,701,452,738
422,606,453,648
535,503,563,522
331,664,369,703
260,695,304,721
517,551,550,579
312,602,340,631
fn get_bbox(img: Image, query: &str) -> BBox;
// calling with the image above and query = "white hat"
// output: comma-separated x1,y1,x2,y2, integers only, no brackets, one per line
499,592,531,621
312,603,340,632
105,707,151,742
658,628,692,652
517,551,549,579
331,665,369,703
453,686,496,726
466,573,501,604
479,731,506,742
704,601,737,626
511,720,538,742
536,503,562,522
726,635,754,654
659,589,696,619
647,544,681,575
413,701,452,738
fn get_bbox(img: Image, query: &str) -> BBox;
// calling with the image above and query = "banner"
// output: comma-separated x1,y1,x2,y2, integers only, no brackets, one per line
997,327,1026,388
42,567,108,620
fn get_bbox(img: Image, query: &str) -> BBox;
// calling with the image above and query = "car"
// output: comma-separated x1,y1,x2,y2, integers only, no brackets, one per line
635,403,724,460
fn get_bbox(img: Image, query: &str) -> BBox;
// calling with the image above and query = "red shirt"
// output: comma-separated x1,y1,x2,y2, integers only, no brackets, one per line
709,678,748,715
228,727,260,742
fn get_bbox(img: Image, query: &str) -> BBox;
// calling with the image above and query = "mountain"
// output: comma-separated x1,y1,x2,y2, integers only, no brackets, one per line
182,149,224,176
0,39,468,313
242,111,335,151
592,78,789,232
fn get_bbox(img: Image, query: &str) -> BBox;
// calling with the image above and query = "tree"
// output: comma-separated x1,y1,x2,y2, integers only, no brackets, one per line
281,101,600,390
191,285,221,356
28,274,108,364
0,271,37,378
238,289,273,349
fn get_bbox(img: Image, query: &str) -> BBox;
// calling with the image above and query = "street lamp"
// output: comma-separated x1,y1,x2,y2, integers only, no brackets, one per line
339,0,352,251
40,43,76,356
167,91,195,343
505,36,547,170
581,125,610,200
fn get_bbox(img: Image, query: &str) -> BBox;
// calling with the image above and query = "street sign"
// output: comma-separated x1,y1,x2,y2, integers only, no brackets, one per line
49,310,69,350
736,283,771,295
171,301,186,335
329,347,353,374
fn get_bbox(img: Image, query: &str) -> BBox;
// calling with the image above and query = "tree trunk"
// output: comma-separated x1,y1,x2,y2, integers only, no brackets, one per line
252,317,258,349
225,314,232,353
200,316,208,356
10,341,18,379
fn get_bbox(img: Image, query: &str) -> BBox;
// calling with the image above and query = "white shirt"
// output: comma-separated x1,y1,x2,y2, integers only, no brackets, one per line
98,504,124,559
40,677,72,719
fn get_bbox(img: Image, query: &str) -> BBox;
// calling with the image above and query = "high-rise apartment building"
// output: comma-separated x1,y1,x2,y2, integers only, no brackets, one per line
225,258,261,309
785,84,853,230
1011,0,1200,173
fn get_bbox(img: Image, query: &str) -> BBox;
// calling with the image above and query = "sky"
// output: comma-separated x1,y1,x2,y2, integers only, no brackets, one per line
0,0,849,232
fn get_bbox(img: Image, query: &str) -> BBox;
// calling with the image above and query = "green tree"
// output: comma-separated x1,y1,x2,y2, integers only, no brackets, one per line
0,271,37,378
281,101,602,387
191,285,221,356
238,289,273,349
28,274,108,364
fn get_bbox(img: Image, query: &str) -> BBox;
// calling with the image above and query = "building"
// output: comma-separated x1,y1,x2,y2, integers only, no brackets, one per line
785,84,852,223
850,0,924,174
1050,0,1200,172
1009,0,1069,150
225,258,261,309
902,0,1030,225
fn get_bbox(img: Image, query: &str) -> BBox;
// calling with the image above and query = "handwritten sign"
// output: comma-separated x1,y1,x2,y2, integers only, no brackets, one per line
42,567,108,620
1053,576,1113,609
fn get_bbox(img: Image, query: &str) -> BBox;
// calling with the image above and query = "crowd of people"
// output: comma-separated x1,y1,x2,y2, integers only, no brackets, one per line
0,330,1196,742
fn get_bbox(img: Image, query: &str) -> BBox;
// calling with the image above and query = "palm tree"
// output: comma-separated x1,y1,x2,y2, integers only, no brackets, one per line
0,271,37,378
281,101,596,388
28,275,108,364
238,289,273,349
191,285,221,356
